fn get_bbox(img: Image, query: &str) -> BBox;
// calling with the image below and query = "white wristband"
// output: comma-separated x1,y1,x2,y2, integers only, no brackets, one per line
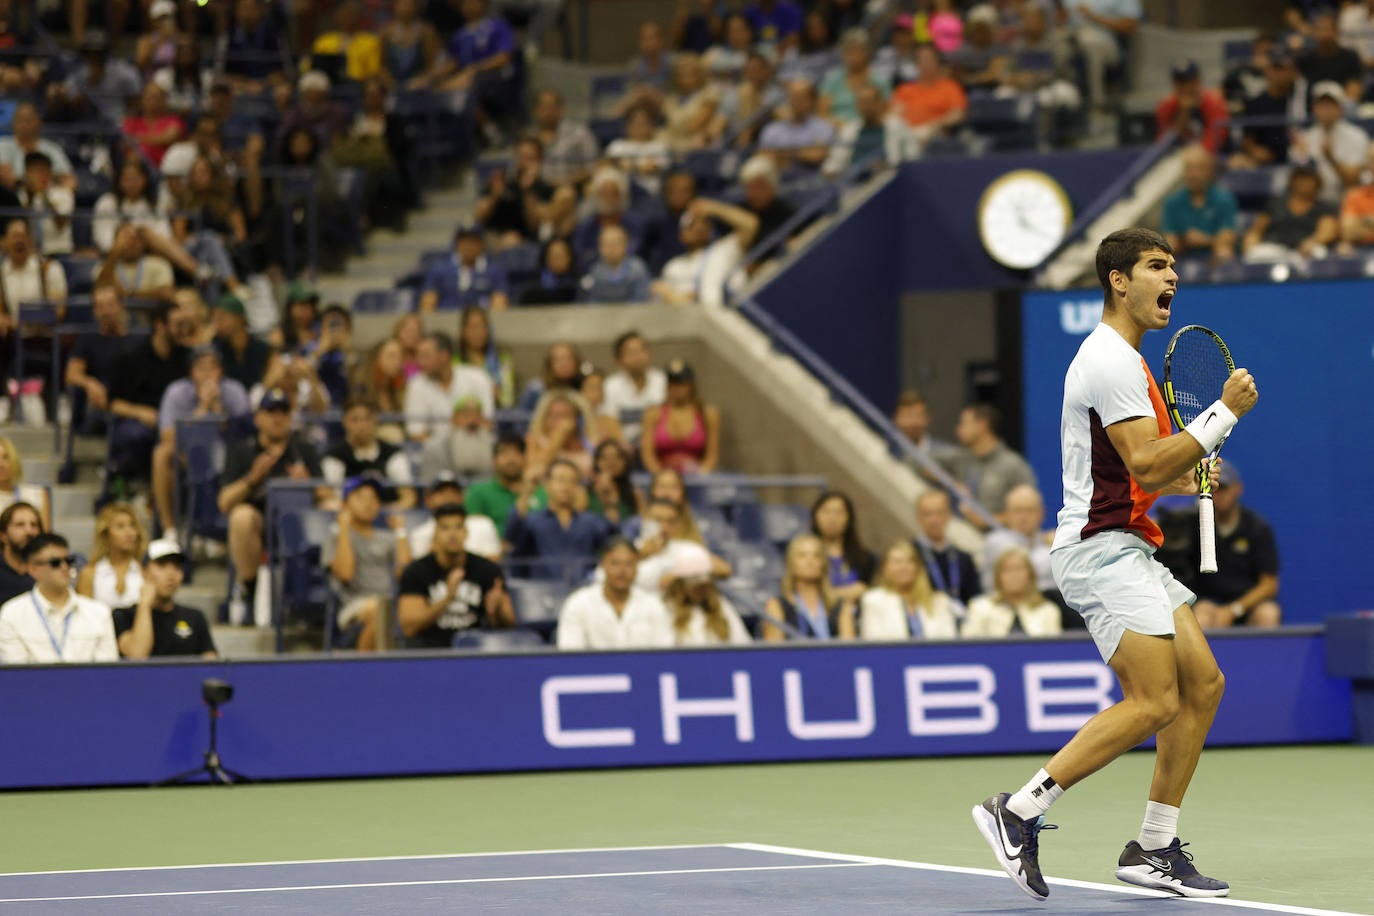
1183,399,1238,454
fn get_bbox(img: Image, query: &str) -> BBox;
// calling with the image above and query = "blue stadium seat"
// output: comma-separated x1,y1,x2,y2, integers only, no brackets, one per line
719,541,784,586
923,136,970,158
276,508,337,646
966,95,1039,151
683,150,728,192
58,256,100,297
1222,39,1254,66
492,241,542,284
1014,48,1055,75
453,629,547,651
1306,253,1371,280
590,74,628,114
506,578,563,634
1219,168,1280,211
353,289,416,313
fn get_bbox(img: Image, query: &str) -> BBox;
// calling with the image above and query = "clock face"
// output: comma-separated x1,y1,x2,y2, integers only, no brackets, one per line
978,170,1073,270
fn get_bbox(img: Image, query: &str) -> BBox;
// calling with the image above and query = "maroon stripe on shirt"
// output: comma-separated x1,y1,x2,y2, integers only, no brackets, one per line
1082,407,1133,541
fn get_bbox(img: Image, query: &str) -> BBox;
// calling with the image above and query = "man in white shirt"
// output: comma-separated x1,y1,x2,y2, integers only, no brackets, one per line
1290,81,1368,203
981,483,1055,592
97,223,176,303
17,152,74,255
602,330,666,442
557,538,673,649
403,331,495,442
652,197,759,308
0,218,67,322
407,474,502,561
0,104,77,191
0,533,118,663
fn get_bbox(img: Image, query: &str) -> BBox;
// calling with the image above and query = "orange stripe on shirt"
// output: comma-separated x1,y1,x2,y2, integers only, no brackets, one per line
1126,358,1172,548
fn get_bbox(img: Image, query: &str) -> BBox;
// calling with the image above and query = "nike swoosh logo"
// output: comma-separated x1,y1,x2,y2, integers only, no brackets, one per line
1142,855,1172,872
1202,411,1217,429
994,800,1022,858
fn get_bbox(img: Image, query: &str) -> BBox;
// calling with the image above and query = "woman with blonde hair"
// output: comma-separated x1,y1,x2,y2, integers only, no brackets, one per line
351,338,408,442
645,468,704,543
0,437,51,531
526,391,598,480
662,543,750,646
763,534,856,640
962,548,1063,638
76,502,149,610
859,541,959,640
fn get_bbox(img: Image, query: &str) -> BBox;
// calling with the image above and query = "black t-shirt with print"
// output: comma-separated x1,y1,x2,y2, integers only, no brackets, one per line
398,552,503,649
112,603,218,656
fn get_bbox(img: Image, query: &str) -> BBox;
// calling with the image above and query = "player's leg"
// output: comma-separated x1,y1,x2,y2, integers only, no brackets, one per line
1115,603,1230,898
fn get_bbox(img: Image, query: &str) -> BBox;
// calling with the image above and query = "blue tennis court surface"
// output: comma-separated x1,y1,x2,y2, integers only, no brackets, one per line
0,843,1359,914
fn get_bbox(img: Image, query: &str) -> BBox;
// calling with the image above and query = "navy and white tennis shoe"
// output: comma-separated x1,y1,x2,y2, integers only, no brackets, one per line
1115,837,1230,897
971,793,1057,900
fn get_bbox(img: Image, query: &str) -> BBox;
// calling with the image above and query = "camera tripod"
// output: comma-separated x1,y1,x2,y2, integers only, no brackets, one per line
159,700,251,786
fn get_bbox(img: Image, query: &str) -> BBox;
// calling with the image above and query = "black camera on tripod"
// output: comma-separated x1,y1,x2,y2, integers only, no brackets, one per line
202,678,234,707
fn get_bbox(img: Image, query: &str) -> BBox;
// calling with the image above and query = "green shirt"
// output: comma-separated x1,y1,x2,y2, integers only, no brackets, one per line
466,478,545,536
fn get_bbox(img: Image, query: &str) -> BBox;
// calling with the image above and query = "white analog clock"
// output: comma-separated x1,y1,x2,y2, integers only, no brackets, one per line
977,169,1073,270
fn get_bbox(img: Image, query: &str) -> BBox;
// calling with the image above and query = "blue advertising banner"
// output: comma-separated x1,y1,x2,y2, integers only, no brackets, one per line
1022,280,1374,622
0,631,1349,788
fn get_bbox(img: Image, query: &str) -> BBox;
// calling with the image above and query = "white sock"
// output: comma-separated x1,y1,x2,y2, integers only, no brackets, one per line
1137,801,1180,851
1006,768,1064,820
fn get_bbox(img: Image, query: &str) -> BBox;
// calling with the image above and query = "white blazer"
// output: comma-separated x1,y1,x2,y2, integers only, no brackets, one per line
961,595,1063,638
859,588,960,640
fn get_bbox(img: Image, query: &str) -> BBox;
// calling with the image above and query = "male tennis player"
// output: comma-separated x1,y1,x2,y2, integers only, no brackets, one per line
972,228,1258,900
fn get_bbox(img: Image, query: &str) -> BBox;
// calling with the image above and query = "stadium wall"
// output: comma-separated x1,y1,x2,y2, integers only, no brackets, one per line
1022,280,1374,622
0,630,1349,788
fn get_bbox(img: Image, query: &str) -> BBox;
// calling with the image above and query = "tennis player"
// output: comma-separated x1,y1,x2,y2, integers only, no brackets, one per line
972,228,1258,900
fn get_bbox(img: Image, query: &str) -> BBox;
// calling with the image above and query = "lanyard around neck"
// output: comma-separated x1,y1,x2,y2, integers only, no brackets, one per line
31,591,74,660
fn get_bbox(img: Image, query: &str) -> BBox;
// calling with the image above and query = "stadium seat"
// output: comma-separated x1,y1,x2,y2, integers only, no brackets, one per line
492,241,542,284
352,289,416,313
453,629,547,651
1305,254,1371,280
57,256,100,297
276,508,337,647
590,74,628,114
506,578,562,635
719,541,784,586
965,96,1039,152
1219,168,1280,211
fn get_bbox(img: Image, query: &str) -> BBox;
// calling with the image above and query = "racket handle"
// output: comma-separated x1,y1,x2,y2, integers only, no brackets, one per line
1198,493,1217,574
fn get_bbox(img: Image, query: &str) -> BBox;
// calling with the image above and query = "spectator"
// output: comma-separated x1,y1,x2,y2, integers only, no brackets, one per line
269,125,353,272
107,301,186,489
1339,143,1374,249
380,0,442,87
311,1,382,82
759,79,836,171
1187,465,1282,629
578,365,627,446
255,338,330,418
1001,4,1082,114
173,289,216,350
17,152,73,256
398,504,513,647
279,283,321,357
456,307,514,409
112,538,217,658
526,391,598,479
738,154,797,266
65,284,130,433
628,496,730,591
403,332,495,442
312,304,356,407
212,295,272,393
557,538,674,649
746,0,804,54
810,490,875,602
663,542,750,645
644,171,697,271
517,340,584,411
922,0,966,54
859,540,959,639
1056,0,1141,110
948,403,1037,521
892,389,958,472
0,437,51,530
276,71,350,159
466,433,541,539
652,198,759,306
581,225,653,303
572,168,647,271
982,483,1054,593
1160,144,1239,264
421,395,496,479
1299,11,1364,103
218,387,328,620
1290,81,1368,203
221,0,285,90
0,104,77,193
603,330,667,442
162,36,204,114
531,90,600,187
75,505,146,620
889,45,969,160
661,53,727,152
607,105,671,196
440,0,518,144
49,33,142,122
0,533,117,663
322,399,416,507
122,81,184,168
1341,1,1374,66
672,0,725,54
172,155,250,283
702,13,755,84
474,137,571,249
1223,32,1277,109
629,20,675,92
97,223,176,303
92,159,173,256
961,548,1062,637
642,467,707,543
949,5,1011,92
407,474,503,561
0,218,65,313
1155,60,1229,153
519,238,580,305
641,360,721,474
1230,49,1306,169
1241,165,1339,262
873,14,920,89
420,226,510,313
506,459,614,581
825,83,890,175
721,52,786,148
0,501,40,604
763,533,855,640
153,345,252,539
325,473,411,650
822,0,864,40
353,338,408,437
586,440,641,524
162,112,233,184
914,489,980,608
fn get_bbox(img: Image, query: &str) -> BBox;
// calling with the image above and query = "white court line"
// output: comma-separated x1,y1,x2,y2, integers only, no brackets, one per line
729,843,1370,916
0,843,727,879
0,862,875,904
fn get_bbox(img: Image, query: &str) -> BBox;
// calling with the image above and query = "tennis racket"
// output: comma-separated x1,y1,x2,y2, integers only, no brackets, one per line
1162,325,1235,574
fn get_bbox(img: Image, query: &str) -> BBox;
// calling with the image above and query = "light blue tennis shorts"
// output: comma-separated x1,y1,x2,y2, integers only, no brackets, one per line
1051,530,1196,663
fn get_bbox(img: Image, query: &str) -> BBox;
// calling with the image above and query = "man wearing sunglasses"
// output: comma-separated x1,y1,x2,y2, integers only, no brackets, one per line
0,533,118,663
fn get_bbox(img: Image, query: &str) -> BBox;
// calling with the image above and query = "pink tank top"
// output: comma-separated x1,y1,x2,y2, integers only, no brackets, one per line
653,406,707,472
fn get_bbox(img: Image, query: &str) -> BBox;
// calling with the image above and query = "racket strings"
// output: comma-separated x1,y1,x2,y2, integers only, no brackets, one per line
1168,334,1231,426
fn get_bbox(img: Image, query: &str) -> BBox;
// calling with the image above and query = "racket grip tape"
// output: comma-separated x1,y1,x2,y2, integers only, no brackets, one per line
1198,494,1218,574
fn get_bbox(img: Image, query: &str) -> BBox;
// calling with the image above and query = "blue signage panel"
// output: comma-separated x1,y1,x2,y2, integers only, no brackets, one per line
0,632,1350,789
1022,280,1374,621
